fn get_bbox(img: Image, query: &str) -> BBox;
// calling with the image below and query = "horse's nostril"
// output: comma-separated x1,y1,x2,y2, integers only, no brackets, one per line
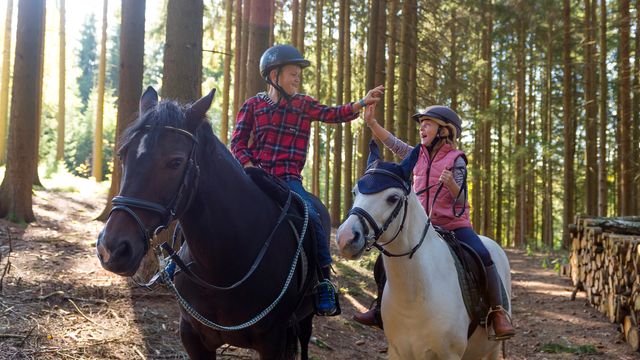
111,241,131,262
352,230,361,242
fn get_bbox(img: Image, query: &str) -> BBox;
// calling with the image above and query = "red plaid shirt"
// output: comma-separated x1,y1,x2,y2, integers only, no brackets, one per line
231,93,360,181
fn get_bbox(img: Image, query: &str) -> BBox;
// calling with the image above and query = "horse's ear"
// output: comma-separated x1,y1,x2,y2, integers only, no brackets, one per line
186,89,216,132
140,86,158,115
367,140,381,167
399,144,421,181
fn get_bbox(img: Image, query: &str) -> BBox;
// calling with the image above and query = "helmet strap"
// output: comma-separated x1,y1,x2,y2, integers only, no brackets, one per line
266,67,291,102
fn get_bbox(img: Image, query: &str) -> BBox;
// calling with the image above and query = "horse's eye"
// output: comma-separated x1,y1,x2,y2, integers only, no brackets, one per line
387,194,400,205
168,158,183,169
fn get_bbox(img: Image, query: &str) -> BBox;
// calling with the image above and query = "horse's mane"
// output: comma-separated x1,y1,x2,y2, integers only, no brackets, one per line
118,100,237,169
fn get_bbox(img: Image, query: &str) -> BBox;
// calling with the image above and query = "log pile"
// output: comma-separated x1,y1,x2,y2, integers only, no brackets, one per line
568,215,640,351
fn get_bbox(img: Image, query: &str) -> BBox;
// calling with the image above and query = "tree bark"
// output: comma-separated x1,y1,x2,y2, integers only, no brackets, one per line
312,0,323,196
343,0,352,220
619,0,632,215
514,14,526,247
584,0,598,215
331,0,345,226
563,0,575,248
360,0,380,174
96,0,146,221
56,0,65,162
232,0,242,114
396,0,409,142
163,0,203,101
0,0,45,222
598,0,607,216
220,0,233,144
245,0,272,98
0,0,13,165
384,0,398,161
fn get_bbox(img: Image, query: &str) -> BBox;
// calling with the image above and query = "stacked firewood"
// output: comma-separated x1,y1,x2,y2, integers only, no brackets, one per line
568,215,640,351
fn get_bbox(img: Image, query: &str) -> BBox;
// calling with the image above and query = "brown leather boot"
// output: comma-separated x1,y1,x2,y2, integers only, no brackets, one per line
485,264,515,340
353,307,383,329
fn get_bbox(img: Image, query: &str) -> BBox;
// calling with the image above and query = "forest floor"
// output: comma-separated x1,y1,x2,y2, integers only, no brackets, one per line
0,175,639,359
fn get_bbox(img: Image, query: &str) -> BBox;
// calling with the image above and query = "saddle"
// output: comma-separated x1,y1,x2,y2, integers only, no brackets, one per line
244,167,323,323
434,226,509,338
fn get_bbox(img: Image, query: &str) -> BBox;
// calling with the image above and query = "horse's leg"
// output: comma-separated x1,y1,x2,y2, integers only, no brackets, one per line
179,318,217,360
298,314,314,360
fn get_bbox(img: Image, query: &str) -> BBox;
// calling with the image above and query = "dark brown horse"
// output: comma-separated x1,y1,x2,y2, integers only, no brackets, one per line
96,87,328,359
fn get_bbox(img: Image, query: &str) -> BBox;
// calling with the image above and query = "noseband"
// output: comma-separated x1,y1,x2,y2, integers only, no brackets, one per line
109,125,200,248
347,168,430,258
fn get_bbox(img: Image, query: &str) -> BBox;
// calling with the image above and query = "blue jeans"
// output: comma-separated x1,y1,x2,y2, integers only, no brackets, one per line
286,180,332,267
453,227,494,266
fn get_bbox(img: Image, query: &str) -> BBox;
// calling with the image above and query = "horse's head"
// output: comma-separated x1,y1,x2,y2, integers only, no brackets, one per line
336,141,420,259
96,87,215,276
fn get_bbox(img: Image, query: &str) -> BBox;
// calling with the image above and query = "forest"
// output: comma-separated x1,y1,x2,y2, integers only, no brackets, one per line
0,0,638,251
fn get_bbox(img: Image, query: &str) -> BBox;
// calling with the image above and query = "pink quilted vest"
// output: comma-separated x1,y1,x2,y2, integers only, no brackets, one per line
413,143,472,231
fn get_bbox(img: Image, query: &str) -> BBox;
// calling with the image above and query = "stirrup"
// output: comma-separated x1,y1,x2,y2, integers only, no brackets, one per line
484,305,514,341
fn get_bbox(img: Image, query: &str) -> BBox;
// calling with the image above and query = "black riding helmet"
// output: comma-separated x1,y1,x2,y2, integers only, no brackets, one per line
259,44,310,81
411,105,462,138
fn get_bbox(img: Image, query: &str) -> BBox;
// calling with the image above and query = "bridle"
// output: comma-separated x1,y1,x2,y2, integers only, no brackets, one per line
347,168,430,259
109,125,200,250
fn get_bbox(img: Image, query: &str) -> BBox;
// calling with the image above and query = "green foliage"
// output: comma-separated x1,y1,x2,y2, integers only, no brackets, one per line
76,15,98,114
538,343,598,355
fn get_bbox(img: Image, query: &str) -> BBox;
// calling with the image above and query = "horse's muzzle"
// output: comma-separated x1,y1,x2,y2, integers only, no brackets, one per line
336,217,367,260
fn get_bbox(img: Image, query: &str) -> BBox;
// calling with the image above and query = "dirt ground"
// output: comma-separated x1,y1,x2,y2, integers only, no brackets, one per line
0,179,639,359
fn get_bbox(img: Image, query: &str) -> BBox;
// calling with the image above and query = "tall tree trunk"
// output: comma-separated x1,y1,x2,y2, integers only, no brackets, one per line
584,0,598,215
93,0,108,182
396,0,409,142
598,0,607,216
562,0,575,248
449,13,459,113
33,1,45,187
374,0,386,142
481,0,493,238
312,0,323,196
384,0,398,161
232,0,242,114
245,0,273,98
496,41,504,245
542,16,553,248
0,0,45,222
331,0,345,226
239,0,250,100
0,0,13,165
291,0,299,46
296,0,307,52
56,0,65,162
407,0,417,144
97,0,146,221
343,0,352,219
635,0,640,212
163,0,203,101
220,0,233,144
619,0,633,215
360,0,380,173
514,16,526,247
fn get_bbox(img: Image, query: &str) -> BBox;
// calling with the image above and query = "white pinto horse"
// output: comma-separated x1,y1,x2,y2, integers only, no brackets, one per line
336,143,511,360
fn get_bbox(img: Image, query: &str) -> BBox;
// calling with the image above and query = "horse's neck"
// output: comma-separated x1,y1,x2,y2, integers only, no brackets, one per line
382,198,457,302
180,145,280,270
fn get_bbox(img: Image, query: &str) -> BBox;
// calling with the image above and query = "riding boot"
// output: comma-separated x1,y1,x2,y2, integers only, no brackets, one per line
485,264,515,340
316,266,341,316
353,254,384,329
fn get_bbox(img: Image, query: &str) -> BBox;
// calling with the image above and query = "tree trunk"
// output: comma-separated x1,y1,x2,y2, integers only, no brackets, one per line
481,0,493,238
296,0,307,52
33,1,45,187
163,0,203,101
598,0,607,216
619,0,633,215
635,0,640,213
374,0,385,143
220,0,233,144
331,0,345,226
407,0,417,144
0,0,45,222
563,0,575,248
0,0,13,165
93,0,108,182
312,0,323,196
245,0,273,98
396,0,409,142
343,0,352,219
449,13,459,113
383,0,397,161
542,16,553,248
514,15,526,247
232,0,242,114
96,0,146,221
56,0,65,162
291,0,299,46
584,0,598,215
360,0,380,173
